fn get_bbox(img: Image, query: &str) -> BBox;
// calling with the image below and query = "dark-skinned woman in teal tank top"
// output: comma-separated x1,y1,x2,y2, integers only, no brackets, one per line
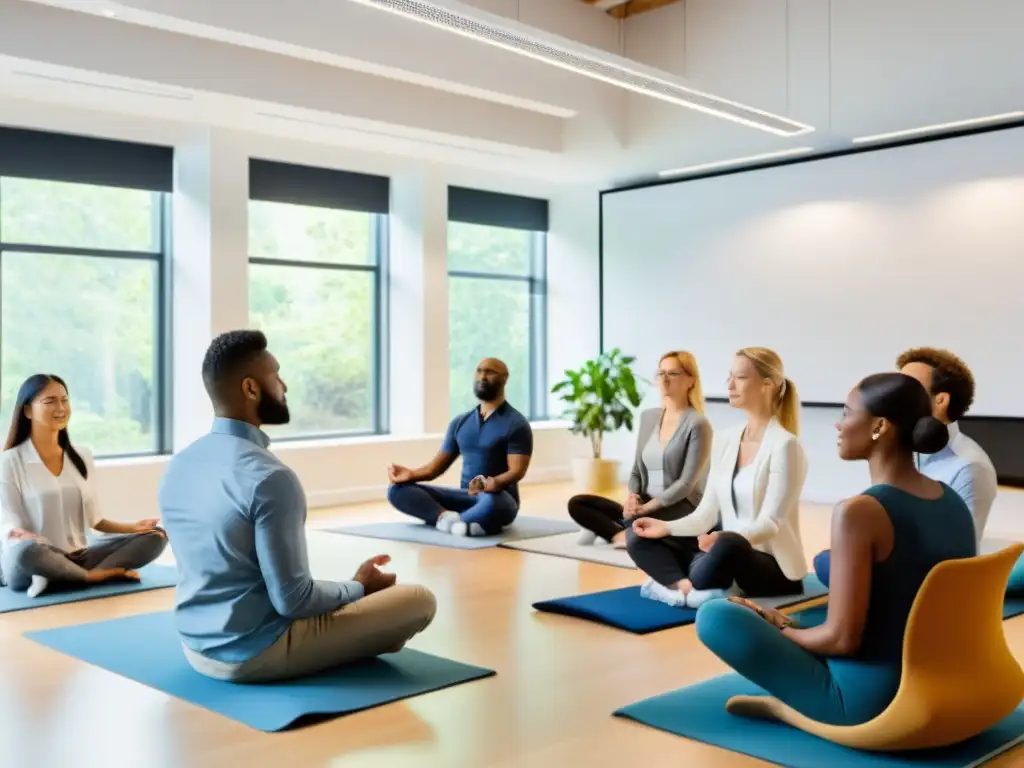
695,372,977,726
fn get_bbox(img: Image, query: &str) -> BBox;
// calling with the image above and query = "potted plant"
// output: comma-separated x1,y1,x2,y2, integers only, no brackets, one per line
552,348,643,495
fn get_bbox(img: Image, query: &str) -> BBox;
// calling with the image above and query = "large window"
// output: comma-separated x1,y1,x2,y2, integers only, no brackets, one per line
248,159,388,440
0,128,171,457
447,187,548,419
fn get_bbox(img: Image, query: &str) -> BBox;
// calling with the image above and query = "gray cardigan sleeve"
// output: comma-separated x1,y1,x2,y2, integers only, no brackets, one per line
656,414,712,508
627,410,650,495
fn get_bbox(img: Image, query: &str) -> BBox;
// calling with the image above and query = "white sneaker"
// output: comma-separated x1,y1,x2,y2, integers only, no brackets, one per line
577,530,597,546
451,521,486,537
435,511,460,533
27,575,49,598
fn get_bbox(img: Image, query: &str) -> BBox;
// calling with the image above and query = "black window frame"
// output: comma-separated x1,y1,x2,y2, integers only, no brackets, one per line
447,186,549,421
0,126,173,459
247,159,390,441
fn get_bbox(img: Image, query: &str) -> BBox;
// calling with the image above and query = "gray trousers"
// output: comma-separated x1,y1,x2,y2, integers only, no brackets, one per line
0,532,167,591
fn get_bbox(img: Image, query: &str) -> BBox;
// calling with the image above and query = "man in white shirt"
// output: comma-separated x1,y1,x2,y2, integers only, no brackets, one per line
897,347,998,544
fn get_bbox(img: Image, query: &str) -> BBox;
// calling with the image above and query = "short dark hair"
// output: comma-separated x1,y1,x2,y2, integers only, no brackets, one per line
896,347,975,422
859,372,948,454
201,330,268,404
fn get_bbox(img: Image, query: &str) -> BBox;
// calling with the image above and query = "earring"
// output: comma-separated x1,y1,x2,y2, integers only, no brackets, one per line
872,432,880,441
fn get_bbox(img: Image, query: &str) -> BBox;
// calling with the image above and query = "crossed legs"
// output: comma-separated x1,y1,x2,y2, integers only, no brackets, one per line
184,584,438,683
1,531,167,594
387,483,518,536
627,531,803,608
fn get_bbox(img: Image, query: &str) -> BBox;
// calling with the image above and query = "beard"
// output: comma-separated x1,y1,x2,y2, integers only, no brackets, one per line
257,393,290,425
474,380,501,402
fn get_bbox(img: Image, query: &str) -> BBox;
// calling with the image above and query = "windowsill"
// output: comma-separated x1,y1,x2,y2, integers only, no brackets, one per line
93,420,575,467
272,419,571,452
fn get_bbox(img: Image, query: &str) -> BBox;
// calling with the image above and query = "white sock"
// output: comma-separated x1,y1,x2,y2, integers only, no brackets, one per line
685,588,726,608
435,511,460,533
27,575,49,598
687,582,742,608
577,530,597,546
642,579,687,608
451,521,486,537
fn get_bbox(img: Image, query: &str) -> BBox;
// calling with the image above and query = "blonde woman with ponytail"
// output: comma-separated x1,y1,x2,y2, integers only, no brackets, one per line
630,347,809,609
568,351,712,548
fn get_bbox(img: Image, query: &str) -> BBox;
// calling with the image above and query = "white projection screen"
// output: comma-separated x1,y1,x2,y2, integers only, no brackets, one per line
601,126,1024,417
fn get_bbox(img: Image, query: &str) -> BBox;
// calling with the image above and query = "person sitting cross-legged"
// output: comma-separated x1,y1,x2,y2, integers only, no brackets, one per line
0,374,166,598
159,330,436,683
387,357,533,537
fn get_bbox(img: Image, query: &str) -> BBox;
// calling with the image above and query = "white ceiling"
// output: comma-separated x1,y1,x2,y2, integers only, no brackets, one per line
1,0,1021,187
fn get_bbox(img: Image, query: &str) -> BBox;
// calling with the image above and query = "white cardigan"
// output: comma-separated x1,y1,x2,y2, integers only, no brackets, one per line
0,439,101,551
667,419,809,581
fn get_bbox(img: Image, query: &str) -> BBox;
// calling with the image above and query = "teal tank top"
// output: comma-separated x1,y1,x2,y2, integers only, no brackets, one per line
856,483,977,661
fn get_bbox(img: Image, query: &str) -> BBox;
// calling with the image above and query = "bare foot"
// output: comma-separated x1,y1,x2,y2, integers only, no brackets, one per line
85,568,141,584
610,531,627,549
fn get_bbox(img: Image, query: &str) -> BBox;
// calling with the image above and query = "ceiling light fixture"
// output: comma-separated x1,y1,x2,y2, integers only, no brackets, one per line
658,147,816,178
852,111,1024,144
344,0,813,137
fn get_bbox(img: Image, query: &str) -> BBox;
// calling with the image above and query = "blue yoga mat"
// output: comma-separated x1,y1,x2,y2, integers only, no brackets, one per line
615,673,1024,767
792,595,1024,628
25,610,495,732
0,563,177,613
534,585,697,633
533,576,828,634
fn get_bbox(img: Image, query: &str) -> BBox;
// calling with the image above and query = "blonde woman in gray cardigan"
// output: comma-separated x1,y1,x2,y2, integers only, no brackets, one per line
568,351,713,548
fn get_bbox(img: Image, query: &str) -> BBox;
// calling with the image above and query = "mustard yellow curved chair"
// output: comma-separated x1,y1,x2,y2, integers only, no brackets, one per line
725,543,1024,751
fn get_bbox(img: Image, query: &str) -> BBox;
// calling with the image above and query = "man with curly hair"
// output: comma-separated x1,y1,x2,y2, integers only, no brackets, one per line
896,347,997,543
813,346,998,588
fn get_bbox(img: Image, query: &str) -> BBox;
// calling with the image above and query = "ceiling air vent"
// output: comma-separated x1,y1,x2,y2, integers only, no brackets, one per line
346,0,813,136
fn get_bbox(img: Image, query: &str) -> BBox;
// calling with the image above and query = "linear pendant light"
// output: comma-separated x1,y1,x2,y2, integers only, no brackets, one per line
345,0,814,137
852,111,1024,144
659,147,815,178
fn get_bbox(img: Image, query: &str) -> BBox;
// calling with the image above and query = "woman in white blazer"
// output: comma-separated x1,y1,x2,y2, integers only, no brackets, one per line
630,347,808,609
0,374,167,598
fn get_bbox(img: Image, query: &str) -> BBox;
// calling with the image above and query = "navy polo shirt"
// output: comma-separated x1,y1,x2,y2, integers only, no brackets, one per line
442,401,533,504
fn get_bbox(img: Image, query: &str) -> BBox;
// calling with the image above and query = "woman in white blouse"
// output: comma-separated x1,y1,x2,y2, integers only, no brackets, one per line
629,347,808,609
0,374,167,598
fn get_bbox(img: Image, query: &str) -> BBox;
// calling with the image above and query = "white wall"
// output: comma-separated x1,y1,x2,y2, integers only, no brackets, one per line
600,125,1024,505
0,99,600,521
620,0,1024,180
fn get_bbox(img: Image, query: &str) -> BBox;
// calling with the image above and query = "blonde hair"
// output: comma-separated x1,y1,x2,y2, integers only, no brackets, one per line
659,350,705,414
736,347,799,435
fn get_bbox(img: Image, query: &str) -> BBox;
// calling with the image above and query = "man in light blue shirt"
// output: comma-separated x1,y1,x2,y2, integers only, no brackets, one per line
160,330,436,682
897,347,998,544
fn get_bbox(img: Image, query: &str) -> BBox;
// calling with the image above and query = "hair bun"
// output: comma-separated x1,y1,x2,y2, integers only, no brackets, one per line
912,416,948,454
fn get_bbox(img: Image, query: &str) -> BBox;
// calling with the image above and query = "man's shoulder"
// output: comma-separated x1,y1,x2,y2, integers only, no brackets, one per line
951,431,998,478
501,403,532,429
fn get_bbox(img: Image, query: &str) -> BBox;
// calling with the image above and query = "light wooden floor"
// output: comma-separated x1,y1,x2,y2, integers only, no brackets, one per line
3,483,1024,768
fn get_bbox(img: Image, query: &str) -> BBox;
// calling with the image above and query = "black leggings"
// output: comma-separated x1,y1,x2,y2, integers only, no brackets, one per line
626,531,802,597
567,493,693,541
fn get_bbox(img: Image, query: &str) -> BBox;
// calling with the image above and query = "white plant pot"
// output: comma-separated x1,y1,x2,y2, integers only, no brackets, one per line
570,457,620,497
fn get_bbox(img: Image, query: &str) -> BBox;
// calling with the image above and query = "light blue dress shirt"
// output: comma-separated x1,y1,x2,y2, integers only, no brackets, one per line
159,418,364,663
917,422,998,545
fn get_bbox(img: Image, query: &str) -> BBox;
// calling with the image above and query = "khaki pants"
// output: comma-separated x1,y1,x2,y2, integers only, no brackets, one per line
183,584,437,683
